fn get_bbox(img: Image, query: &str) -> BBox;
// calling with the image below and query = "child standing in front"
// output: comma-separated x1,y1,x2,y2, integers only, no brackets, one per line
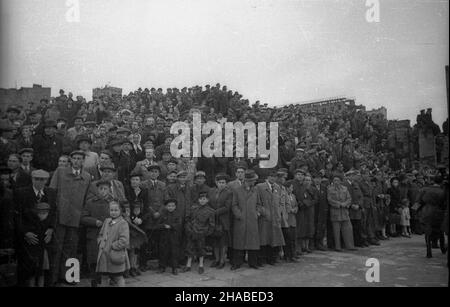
183,191,215,274
96,201,130,287
157,199,181,275
400,198,411,238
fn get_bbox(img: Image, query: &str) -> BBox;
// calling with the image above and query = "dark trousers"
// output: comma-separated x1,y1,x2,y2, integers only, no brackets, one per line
331,220,355,250
351,219,363,246
361,206,376,240
232,249,258,267
326,218,335,249
51,225,79,284
282,227,296,259
258,245,279,264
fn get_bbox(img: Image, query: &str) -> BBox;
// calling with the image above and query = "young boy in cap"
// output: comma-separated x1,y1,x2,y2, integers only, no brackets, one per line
183,191,215,274
157,199,182,275
21,202,53,287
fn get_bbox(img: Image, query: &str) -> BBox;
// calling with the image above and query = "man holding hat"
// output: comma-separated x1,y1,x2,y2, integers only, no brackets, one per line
231,170,261,270
49,150,91,285
14,169,56,286
32,120,63,172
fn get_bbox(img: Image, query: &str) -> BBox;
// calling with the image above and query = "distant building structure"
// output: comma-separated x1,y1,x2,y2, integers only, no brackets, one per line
0,84,51,110
93,85,122,99
366,106,387,119
291,96,365,115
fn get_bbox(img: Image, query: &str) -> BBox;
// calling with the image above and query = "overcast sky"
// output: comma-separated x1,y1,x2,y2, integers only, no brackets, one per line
1,0,448,125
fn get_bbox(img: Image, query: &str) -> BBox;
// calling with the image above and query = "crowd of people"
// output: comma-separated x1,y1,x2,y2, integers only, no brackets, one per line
0,84,448,287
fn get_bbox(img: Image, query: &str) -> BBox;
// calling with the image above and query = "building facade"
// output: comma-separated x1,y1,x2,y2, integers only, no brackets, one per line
0,84,51,110
92,85,122,99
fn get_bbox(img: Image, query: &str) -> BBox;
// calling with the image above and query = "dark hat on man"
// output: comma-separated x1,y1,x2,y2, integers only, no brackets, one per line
43,120,57,128
215,173,229,182
100,162,116,172
198,190,209,199
96,179,111,188
70,150,86,158
6,106,20,114
194,171,206,179
73,116,84,122
167,158,178,165
117,127,131,134
84,121,96,127
295,168,306,175
121,139,133,146
100,149,113,158
244,170,258,181
56,117,68,123
109,138,124,147
147,164,161,172
76,134,92,145
130,169,142,178
18,148,34,155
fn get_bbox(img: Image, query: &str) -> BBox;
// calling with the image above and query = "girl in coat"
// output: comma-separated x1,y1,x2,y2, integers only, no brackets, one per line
399,198,411,238
96,201,130,287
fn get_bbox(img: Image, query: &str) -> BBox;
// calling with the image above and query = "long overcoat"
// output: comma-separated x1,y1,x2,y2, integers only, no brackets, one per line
255,182,285,247
231,185,261,250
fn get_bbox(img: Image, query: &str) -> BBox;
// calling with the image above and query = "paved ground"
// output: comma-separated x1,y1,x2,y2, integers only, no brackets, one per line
75,234,448,287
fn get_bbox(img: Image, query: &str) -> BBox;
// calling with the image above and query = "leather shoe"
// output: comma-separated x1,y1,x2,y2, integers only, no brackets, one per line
210,261,219,268
217,262,225,269
198,267,204,274
230,265,241,271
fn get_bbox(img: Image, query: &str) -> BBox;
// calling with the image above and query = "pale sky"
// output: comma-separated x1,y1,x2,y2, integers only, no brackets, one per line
1,0,448,126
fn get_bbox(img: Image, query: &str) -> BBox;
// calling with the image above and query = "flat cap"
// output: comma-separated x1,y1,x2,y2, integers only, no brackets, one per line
177,170,188,177
147,164,161,172
70,150,86,158
31,169,50,178
19,147,34,155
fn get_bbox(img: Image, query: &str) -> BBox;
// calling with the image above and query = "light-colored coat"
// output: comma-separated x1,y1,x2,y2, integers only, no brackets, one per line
96,216,130,274
327,184,352,222
49,167,91,228
256,182,285,247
